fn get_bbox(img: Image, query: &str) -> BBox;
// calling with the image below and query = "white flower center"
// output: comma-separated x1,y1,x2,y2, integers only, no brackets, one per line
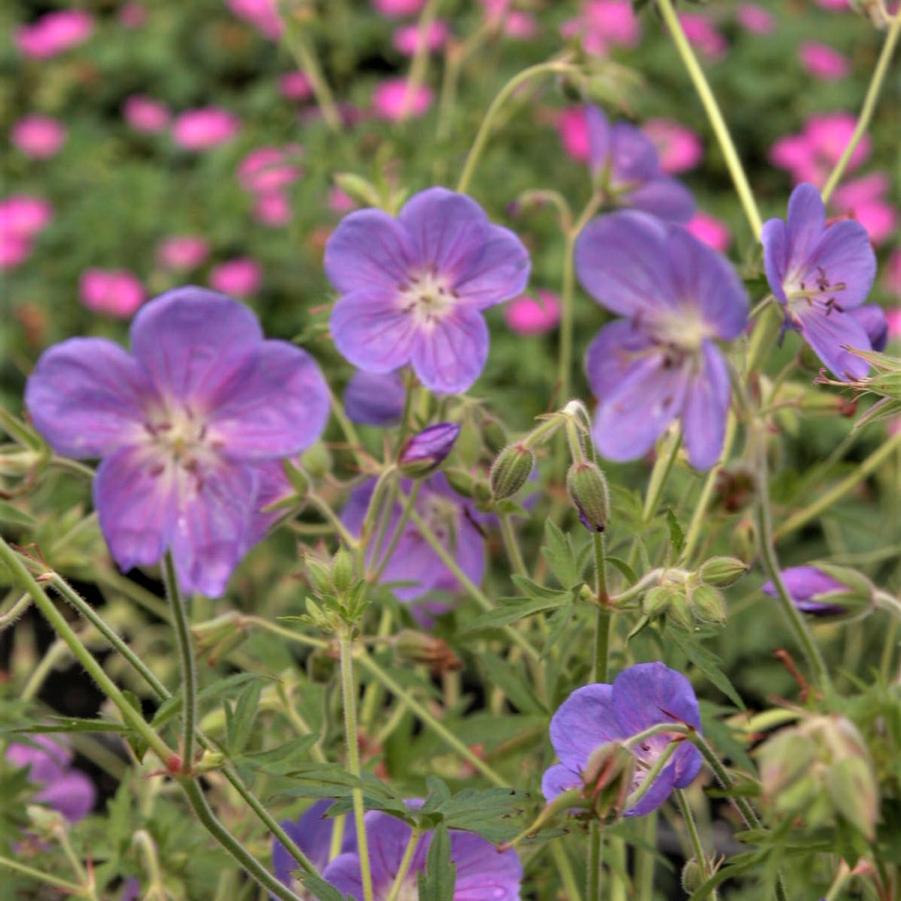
784,265,847,322
398,269,456,327
142,404,219,475
644,307,711,354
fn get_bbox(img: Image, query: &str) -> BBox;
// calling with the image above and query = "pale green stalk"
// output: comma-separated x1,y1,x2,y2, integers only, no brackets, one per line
386,827,423,901
675,791,717,901
162,553,196,772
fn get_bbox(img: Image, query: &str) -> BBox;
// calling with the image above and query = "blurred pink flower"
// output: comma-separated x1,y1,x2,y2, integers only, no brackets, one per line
800,42,850,80
503,11,538,39
118,3,148,28
172,108,239,151
372,0,425,16
253,191,292,227
833,174,898,246
770,113,871,186
279,71,313,102
227,0,282,39
685,212,731,252
886,251,901,300
815,0,849,8
561,1,639,56
123,95,170,133
11,116,66,159
393,20,450,55
328,187,357,213
736,4,774,34
0,233,32,270
557,107,591,162
238,147,302,193
372,79,433,120
678,12,727,59
0,196,53,238
157,236,209,270
210,258,262,295
643,119,702,173
16,10,93,58
504,290,561,335
80,269,145,318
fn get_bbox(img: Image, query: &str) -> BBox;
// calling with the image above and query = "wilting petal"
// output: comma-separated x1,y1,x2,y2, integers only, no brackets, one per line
681,342,731,470
786,182,827,268
850,304,888,352
761,217,789,304
25,338,150,458
575,211,673,317
206,341,329,459
453,224,531,309
541,763,582,802
344,370,406,425
324,208,414,294
331,289,418,374
611,662,702,736
666,229,748,339
797,307,871,380
549,683,623,772
36,770,96,822
94,445,177,572
593,352,689,462
169,460,257,596
626,176,695,223
584,320,654,400
410,308,488,394
130,287,263,402
452,831,522,900
804,218,876,310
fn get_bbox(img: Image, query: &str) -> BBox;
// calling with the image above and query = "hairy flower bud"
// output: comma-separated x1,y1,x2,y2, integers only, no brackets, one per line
490,442,535,500
698,556,748,588
680,859,704,894
301,441,332,479
582,741,636,820
566,460,609,532
642,585,676,619
398,422,460,477
689,584,726,625
394,629,462,675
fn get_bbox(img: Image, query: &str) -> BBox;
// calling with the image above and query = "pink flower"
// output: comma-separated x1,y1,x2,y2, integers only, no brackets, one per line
328,187,357,214
685,212,731,252
172,108,239,151
372,79,433,120
79,269,145,318
11,116,66,159
833,174,897,246
885,251,901,300
643,119,702,173
0,196,53,238
557,107,591,162
118,3,148,28
123,95,170,133
392,20,450,55
238,146,302,194
736,4,774,34
0,233,32,270
227,0,282,40
504,290,561,335
372,0,425,17
279,71,313,102
16,10,93,58
678,12,727,60
253,191,292,227
770,113,871,186
503,11,538,39
157,236,209,270
815,0,849,8
561,1,639,57
210,258,262,295
800,42,850,80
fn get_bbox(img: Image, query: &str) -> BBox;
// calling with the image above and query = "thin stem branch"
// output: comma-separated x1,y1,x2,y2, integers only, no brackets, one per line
386,826,422,901
675,791,717,900
0,592,31,630
163,553,196,772
0,854,85,894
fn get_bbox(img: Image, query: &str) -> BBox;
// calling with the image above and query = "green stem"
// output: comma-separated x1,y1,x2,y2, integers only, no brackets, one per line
643,430,682,523
691,733,762,832
821,10,901,201
625,742,677,810
456,58,573,194
499,513,528,578
587,825,603,901
551,840,583,901
775,429,901,539
401,0,440,120
308,492,359,548
656,0,762,238
675,791,717,900
822,862,852,901
163,553,196,772
386,826,422,901
0,592,31,630
21,637,68,701
370,481,422,582
132,830,167,898
634,813,657,901
0,854,85,894
339,634,374,901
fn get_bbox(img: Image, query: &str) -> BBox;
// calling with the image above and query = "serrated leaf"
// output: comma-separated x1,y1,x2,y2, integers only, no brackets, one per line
668,629,745,710
541,521,582,588
461,594,568,636
510,575,570,602
478,652,544,714
235,734,319,774
227,680,262,755
664,508,685,556
418,823,455,901
152,672,263,729
605,555,638,585
0,503,36,529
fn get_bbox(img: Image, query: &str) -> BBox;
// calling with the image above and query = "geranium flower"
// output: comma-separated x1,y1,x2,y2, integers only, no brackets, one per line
761,183,876,380
326,187,530,394
762,566,853,616
25,287,329,595
542,663,703,816
343,370,406,425
11,116,66,159
79,268,145,318
504,290,561,335
576,210,748,468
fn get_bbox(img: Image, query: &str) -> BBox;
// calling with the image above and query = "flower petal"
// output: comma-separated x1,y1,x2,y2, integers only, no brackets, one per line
797,307,871,380
273,801,354,883
324,208,414,294
681,342,732,470
344,370,406,425
575,211,674,317
130,287,263,402
452,831,522,900
330,289,418,374
541,763,582,802
786,182,827,268
804,219,876,310
625,765,677,817
25,338,150,458
761,217,789,303
94,445,177,572
410,308,488,394
452,224,531,309
205,341,329,459
626,175,695,223
549,683,623,773
36,770,96,822
611,662,702,737
584,320,654,400
849,304,888,352
610,122,660,184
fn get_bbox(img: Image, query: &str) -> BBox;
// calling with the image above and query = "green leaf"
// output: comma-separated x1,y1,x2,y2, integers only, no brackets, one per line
664,508,685,557
433,788,527,843
541,521,583,588
668,629,745,710
152,672,263,729
235,734,319,774
605,555,638,586
477,652,544,714
510,575,570,602
8,717,128,734
0,503,36,529
418,822,455,901
301,871,351,901
226,680,263,755
461,594,568,636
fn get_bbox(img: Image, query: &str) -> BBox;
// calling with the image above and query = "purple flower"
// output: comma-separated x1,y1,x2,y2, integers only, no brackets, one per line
344,370,406,426
25,287,330,596
341,473,484,623
762,183,877,380
6,736,96,822
325,187,530,395
273,800,357,891
399,422,461,475
576,211,748,469
322,810,522,900
585,106,695,223
762,565,850,616
542,663,702,817
849,304,888,352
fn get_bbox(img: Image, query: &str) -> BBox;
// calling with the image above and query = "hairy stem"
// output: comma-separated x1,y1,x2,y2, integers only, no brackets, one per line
163,553,197,772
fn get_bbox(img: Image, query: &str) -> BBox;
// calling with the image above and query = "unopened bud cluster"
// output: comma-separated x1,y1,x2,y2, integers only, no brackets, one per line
304,547,367,628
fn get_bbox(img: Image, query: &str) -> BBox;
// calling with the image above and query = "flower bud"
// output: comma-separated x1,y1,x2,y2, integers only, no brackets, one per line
642,585,676,619
729,517,757,564
333,172,383,208
394,629,462,675
490,442,535,500
301,441,331,479
689,584,726,625
828,756,878,840
304,553,333,598
582,741,636,820
698,556,748,588
282,458,310,496
331,547,355,595
398,422,460,477
680,859,704,894
566,460,609,532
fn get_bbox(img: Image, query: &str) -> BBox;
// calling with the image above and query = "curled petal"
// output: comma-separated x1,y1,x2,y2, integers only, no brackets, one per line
761,217,789,304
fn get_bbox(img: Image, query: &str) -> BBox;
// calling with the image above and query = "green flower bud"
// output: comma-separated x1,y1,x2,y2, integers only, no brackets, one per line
566,460,609,533
331,547,355,595
689,584,727,625
304,553,333,598
642,585,675,619
394,629,462,675
301,441,331,479
333,172,384,208
827,756,878,840
582,741,636,820
490,442,535,500
680,859,704,894
698,556,748,588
